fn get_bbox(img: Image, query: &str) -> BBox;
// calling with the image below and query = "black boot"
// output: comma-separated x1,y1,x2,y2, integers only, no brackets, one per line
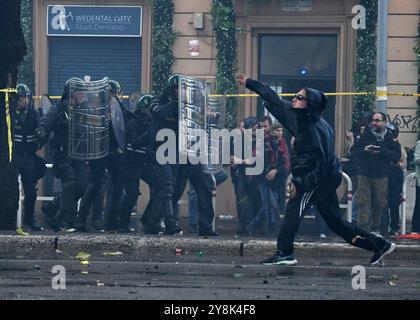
75,215,88,232
92,219,104,232
23,216,43,231
164,217,182,235
163,200,182,235
42,200,60,230
141,212,163,235
143,220,163,235
198,223,218,237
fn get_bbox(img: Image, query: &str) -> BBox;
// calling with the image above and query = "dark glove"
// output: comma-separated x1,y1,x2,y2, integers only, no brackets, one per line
36,128,48,146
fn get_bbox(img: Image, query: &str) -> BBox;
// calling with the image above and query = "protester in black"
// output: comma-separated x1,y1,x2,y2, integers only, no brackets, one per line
237,74,396,266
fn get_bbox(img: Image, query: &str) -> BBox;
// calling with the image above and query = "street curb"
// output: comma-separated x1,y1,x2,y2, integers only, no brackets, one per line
1,235,420,260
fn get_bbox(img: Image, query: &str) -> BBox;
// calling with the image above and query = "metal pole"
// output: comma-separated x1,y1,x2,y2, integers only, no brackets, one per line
400,173,415,235
375,0,389,113
401,174,407,235
211,174,216,232
17,175,23,229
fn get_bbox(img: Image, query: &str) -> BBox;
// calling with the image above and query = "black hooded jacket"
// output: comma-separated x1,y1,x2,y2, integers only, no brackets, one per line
245,79,342,192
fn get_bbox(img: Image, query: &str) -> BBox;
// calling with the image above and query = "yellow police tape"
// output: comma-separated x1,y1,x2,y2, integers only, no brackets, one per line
0,88,17,163
208,92,420,97
1,87,419,163
23,92,420,99
32,95,131,100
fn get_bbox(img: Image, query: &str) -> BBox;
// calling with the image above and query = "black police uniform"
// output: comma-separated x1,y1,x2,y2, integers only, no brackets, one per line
76,104,125,232
38,99,86,229
118,112,150,232
144,94,182,235
149,91,216,236
13,105,46,228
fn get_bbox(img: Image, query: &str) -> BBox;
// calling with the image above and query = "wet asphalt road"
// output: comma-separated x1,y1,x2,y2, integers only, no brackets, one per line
1,249,419,300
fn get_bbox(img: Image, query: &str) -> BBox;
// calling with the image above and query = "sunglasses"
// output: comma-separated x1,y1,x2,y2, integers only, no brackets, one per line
293,94,307,101
371,119,383,123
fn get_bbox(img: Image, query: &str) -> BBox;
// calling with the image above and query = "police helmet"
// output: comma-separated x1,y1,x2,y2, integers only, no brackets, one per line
16,83,31,98
135,94,153,117
165,74,181,100
109,80,122,96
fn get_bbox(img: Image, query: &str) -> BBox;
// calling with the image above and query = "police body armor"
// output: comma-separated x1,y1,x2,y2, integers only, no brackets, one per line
68,78,110,160
14,107,39,156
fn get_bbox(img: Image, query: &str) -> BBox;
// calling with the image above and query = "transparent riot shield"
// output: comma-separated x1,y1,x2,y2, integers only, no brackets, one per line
178,76,207,161
40,94,54,117
204,95,226,174
68,77,110,160
109,96,126,151
127,91,142,114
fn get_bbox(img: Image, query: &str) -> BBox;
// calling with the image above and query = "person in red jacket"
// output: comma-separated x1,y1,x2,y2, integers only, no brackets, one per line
271,123,290,217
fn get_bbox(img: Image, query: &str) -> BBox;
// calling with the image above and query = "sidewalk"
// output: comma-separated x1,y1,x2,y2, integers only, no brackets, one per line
1,232,419,262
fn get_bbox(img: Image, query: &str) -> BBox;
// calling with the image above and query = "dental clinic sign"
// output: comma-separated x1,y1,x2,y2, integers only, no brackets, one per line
47,5,142,37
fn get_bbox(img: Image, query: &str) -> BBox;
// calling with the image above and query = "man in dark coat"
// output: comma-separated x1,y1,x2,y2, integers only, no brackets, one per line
237,74,395,266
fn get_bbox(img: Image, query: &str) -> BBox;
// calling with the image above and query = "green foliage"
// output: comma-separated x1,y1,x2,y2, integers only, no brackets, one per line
17,0,34,91
352,0,377,128
152,0,177,95
212,0,237,129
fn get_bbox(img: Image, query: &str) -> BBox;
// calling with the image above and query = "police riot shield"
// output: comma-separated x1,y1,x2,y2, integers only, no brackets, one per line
127,91,142,114
204,95,226,174
109,96,126,151
40,94,54,117
178,76,207,161
68,77,110,160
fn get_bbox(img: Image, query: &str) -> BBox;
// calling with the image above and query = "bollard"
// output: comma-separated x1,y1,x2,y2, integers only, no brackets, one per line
401,172,415,235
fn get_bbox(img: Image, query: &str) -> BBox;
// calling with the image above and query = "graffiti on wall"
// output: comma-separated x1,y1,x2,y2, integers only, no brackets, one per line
387,113,420,133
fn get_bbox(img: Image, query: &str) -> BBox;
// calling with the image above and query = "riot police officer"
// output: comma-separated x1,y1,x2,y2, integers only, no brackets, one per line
90,80,122,230
12,84,46,231
146,75,183,235
76,80,125,232
117,95,153,233
160,75,217,236
37,78,87,230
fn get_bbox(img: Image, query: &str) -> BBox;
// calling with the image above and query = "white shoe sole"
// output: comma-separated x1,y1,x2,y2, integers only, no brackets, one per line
263,259,298,266
371,243,396,266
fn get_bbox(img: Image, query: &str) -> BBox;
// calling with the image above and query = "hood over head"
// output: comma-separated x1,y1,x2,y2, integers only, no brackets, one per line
296,87,328,122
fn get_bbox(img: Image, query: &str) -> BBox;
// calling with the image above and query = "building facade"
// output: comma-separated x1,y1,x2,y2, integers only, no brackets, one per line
32,0,420,216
